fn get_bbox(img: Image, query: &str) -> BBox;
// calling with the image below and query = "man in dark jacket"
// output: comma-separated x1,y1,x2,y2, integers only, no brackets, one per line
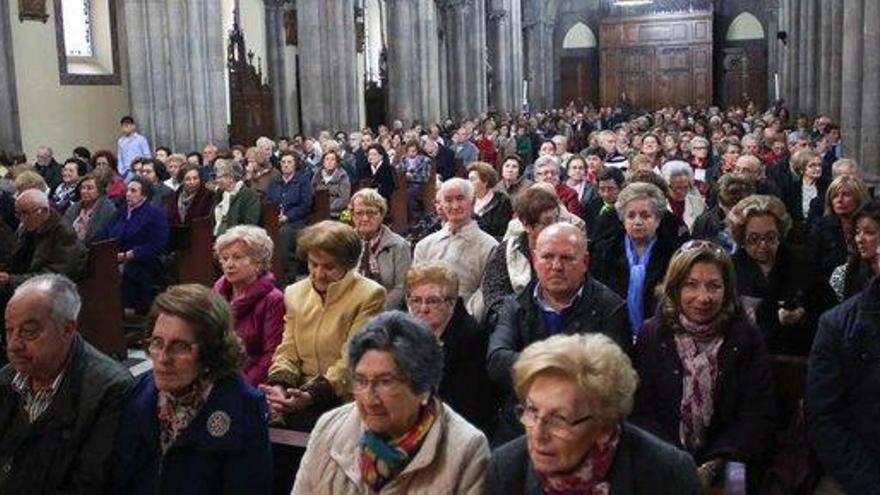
807,269,880,494
33,145,63,191
487,223,631,445
0,274,133,494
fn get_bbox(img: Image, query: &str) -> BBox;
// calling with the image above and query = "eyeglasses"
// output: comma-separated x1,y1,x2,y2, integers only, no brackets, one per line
680,240,726,256
6,323,44,342
745,231,780,246
515,403,593,439
146,336,198,359
406,296,454,309
352,209,382,218
351,374,406,396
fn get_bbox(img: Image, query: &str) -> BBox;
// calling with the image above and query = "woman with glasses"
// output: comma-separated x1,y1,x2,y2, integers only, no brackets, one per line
728,195,819,355
351,188,412,310
406,261,497,434
260,221,386,430
661,160,705,232
487,333,700,494
113,284,272,494
631,241,775,492
293,311,489,494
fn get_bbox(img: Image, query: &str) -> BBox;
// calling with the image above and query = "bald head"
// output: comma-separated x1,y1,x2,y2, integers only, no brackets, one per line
16,188,49,209
536,222,588,255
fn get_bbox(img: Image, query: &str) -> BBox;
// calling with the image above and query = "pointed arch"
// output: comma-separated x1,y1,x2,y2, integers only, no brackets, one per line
562,22,596,49
726,12,765,41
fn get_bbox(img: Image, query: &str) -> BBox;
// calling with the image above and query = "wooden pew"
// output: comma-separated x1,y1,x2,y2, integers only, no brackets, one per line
261,201,284,284
78,239,126,360
390,168,408,235
176,216,216,286
309,189,331,224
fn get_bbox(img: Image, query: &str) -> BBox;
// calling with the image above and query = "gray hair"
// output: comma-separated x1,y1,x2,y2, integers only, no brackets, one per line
348,311,443,395
17,188,50,209
533,155,560,172
660,160,694,183
831,158,860,178
255,136,275,150
214,225,274,271
14,274,81,325
214,159,244,180
440,177,474,202
615,182,667,220
689,136,710,151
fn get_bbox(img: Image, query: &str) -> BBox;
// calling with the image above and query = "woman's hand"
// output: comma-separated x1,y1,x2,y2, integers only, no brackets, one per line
278,213,287,223
697,459,723,491
260,384,312,415
778,307,807,326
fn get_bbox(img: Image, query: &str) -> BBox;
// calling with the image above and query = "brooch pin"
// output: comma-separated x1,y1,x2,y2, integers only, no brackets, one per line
207,411,231,438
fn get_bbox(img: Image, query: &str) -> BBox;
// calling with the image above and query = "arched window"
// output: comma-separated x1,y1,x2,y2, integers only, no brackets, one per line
563,22,597,49
55,0,120,84
726,12,765,41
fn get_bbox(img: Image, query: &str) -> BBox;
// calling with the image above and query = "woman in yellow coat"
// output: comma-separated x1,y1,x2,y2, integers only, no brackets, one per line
260,220,386,428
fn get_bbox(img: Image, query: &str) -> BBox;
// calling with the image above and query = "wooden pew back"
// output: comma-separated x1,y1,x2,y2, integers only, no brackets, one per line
78,239,126,359
390,168,408,234
176,216,216,286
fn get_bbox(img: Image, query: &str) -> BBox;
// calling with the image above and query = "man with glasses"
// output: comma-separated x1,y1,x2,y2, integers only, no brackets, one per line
487,222,631,445
0,274,132,494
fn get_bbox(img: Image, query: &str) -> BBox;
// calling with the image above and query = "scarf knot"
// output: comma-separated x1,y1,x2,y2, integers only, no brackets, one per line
674,316,723,452
536,426,620,495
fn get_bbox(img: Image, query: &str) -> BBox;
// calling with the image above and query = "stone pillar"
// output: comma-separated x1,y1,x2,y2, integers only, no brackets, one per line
829,0,843,122
387,0,441,126
124,0,228,152
265,0,289,135
0,0,21,152
524,19,554,111
440,0,488,119
765,2,780,103
488,0,523,114
786,0,799,111
297,0,360,135
817,0,832,115
840,0,864,160
860,1,880,172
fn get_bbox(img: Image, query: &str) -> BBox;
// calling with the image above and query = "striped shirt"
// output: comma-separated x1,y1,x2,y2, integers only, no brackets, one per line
11,371,66,423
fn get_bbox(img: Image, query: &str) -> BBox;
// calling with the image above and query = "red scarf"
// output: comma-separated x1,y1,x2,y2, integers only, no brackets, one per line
675,315,723,451
536,427,620,495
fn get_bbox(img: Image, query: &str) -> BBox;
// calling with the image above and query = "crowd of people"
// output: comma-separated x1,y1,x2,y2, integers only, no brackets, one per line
0,100,878,494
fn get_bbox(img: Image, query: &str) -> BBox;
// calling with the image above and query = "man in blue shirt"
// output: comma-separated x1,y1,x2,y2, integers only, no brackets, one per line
116,116,151,181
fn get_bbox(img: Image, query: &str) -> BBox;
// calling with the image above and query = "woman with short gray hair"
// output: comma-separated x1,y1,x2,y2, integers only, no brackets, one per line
212,158,261,237
292,311,490,494
593,182,680,337
661,160,705,231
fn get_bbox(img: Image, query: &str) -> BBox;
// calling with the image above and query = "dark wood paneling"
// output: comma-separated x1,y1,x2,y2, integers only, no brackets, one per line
228,22,275,148
599,12,713,110
560,48,599,107
722,41,767,109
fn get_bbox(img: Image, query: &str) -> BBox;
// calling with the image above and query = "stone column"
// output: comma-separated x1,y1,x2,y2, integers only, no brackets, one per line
387,0,441,125
765,2,780,103
265,0,289,135
829,0,843,121
840,0,864,160
297,0,360,135
524,18,554,111
488,0,523,114
440,0,488,119
124,0,228,152
786,0,799,111
798,0,817,114
860,1,880,172
0,0,21,152
817,0,832,115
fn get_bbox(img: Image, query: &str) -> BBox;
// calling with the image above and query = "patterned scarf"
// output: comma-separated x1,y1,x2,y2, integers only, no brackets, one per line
358,401,438,492
357,233,383,283
674,315,724,452
536,426,620,495
156,378,213,454
72,202,96,241
177,188,196,223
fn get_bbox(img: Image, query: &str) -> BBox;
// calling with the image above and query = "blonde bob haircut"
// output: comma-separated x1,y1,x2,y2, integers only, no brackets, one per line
296,220,362,272
214,225,274,272
789,148,820,176
513,333,638,431
405,261,459,299
726,194,792,246
350,188,389,217
823,175,870,217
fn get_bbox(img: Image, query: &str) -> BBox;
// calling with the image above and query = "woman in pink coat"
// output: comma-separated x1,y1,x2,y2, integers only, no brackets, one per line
213,225,285,385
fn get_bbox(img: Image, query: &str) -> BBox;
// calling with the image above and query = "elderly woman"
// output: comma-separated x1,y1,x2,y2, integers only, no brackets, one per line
92,150,127,201
166,164,214,226
212,159,261,237
51,158,87,213
829,200,880,302
728,195,819,355
293,311,490,494
495,155,532,198
592,182,678,337
468,161,512,239
61,172,117,245
266,151,313,282
213,225,284,386
261,221,386,429
351,188,412,310
661,160,705,231
782,148,828,242
162,153,186,191
400,140,432,222
690,173,754,252
244,146,279,194
114,284,272,494
487,333,700,494
688,136,713,186
105,176,169,315
137,159,175,209
361,144,397,202
311,149,351,218
482,186,559,321
810,175,871,279
406,262,497,434
633,241,775,492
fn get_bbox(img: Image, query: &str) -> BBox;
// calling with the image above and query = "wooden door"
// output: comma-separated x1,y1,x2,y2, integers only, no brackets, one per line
560,49,598,107
722,43,767,109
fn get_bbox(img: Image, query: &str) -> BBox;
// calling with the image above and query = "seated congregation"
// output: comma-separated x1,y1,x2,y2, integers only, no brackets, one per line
0,102,878,495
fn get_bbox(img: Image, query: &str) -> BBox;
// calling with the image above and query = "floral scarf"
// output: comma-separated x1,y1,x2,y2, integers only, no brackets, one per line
71,202,96,241
177,187,196,223
357,232,383,283
156,378,213,454
536,426,620,495
674,315,724,452
358,401,437,492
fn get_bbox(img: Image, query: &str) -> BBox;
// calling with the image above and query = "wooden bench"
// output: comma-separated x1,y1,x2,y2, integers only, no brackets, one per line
261,201,285,283
175,216,216,286
78,239,126,360
421,163,437,215
308,189,331,224
390,168,408,234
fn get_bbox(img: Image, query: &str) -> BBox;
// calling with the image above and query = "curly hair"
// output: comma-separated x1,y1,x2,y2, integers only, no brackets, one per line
726,195,792,246
147,284,244,381
214,225,274,272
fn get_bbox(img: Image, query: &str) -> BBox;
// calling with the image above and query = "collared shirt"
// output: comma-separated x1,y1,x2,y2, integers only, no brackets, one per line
533,283,584,335
117,132,152,180
11,370,66,423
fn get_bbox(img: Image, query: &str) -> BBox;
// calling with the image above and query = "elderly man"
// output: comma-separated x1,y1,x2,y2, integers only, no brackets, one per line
0,274,133,494
487,222,631,445
33,146,63,191
451,127,479,167
413,177,497,315
0,189,87,290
